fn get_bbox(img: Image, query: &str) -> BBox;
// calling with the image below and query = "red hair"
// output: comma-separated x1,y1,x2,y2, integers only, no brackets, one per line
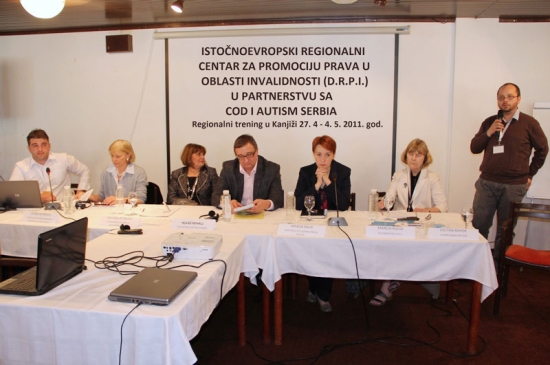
311,135,336,154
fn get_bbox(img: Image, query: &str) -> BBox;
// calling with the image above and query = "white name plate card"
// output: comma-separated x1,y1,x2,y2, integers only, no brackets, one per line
366,225,416,239
22,211,61,224
428,228,479,241
99,216,142,227
171,219,216,231
278,224,326,237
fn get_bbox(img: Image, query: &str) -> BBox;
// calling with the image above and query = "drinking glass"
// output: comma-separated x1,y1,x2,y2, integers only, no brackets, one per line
461,207,473,229
383,194,395,218
128,191,138,214
304,195,315,221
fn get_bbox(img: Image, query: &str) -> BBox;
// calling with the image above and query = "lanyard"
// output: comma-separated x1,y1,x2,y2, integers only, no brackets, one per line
187,176,199,200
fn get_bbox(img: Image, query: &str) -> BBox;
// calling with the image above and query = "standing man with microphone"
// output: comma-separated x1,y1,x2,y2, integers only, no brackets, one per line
470,83,548,265
9,129,91,202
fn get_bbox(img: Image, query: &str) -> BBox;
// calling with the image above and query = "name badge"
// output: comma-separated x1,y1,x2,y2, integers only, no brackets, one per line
277,224,326,237
366,225,416,239
428,227,479,241
98,216,142,227
493,145,504,154
171,219,216,231
22,211,61,224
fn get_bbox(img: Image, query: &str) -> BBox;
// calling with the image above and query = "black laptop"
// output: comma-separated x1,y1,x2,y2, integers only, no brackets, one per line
0,217,88,296
0,180,43,210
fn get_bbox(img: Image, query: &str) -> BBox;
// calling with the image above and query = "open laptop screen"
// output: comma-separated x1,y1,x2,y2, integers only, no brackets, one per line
0,180,42,209
36,217,88,293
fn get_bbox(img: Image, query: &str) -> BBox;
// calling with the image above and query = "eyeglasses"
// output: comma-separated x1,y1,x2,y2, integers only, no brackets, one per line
497,95,518,101
236,151,256,160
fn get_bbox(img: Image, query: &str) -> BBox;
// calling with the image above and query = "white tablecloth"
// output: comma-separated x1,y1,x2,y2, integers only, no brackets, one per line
244,210,498,302
0,206,498,364
0,229,247,365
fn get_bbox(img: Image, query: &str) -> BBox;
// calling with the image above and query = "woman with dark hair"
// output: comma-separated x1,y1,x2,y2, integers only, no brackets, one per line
167,143,219,205
294,135,351,312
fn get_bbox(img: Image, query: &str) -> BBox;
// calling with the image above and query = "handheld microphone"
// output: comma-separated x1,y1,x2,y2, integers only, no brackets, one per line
44,167,61,210
497,110,505,142
327,172,348,226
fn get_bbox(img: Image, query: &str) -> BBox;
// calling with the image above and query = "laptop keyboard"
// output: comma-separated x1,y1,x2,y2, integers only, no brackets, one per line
0,267,37,292
4,276,36,291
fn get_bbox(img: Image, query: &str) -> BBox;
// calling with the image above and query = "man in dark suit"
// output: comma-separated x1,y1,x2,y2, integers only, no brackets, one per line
211,134,284,213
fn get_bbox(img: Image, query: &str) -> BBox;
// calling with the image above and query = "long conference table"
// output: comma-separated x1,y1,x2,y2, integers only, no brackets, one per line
0,205,498,363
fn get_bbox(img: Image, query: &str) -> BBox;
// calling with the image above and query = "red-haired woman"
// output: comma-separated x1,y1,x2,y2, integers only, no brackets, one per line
294,135,351,312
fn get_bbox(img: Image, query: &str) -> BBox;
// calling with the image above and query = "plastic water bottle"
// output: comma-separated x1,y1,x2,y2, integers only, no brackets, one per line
286,191,296,223
222,190,231,222
116,185,125,214
63,185,74,214
368,188,378,220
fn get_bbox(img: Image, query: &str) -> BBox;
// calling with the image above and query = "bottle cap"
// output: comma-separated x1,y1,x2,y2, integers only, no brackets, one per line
223,190,229,195
370,189,377,193
287,191,294,196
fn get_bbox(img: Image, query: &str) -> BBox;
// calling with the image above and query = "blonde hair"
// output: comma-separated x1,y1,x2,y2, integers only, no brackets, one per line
109,140,136,163
400,138,433,167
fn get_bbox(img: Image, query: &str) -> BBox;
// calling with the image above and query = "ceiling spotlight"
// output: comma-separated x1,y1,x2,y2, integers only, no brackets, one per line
171,0,184,13
374,0,387,6
20,0,65,19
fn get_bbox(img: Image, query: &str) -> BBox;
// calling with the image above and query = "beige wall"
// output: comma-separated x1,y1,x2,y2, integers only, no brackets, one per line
1,20,549,211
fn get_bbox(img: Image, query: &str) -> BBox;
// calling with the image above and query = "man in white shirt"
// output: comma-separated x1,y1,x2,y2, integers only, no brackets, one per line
9,129,91,202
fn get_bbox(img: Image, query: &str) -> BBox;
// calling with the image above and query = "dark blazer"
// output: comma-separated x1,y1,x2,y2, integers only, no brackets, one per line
294,160,351,211
167,166,219,206
211,155,284,209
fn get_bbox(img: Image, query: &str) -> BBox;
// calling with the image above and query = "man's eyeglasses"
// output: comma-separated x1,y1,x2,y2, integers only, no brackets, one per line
497,95,518,101
236,151,256,160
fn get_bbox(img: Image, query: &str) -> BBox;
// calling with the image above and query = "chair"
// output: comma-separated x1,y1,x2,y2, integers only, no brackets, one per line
493,202,550,315
145,182,164,204
0,243,37,281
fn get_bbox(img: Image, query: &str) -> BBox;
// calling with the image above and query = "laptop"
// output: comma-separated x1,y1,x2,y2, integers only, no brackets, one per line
108,268,197,306
0,180,43,210
0,217,88,296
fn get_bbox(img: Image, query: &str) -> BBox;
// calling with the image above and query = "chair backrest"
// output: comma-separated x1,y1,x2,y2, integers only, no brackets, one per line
506,202,550,252
349,192,356,211
145,182,164,204
510,202,550,221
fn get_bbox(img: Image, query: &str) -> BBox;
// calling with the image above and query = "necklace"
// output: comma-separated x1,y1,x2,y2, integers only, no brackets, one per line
187,176,199,200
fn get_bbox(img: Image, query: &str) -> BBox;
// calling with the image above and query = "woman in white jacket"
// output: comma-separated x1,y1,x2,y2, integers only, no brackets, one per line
370,138,448,306
383,139,448,213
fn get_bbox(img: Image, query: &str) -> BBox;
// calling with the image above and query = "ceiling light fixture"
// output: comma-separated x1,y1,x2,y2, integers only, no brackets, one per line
20,0,65,19
171,0,184,13
374,0,387,6
331,0,358,4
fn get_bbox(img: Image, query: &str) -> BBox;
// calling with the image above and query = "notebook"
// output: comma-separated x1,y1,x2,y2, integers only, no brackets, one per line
0,217,88,296
0,180,43,210
108,268,197,306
